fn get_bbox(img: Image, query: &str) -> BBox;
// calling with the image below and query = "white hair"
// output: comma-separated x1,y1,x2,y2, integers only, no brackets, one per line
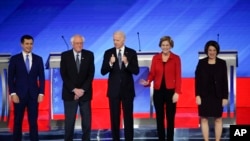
70,34,85,43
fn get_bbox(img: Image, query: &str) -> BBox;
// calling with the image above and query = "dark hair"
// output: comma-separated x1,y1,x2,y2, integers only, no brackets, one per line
158,36,174,48
21,35,33,43
204,40,220,55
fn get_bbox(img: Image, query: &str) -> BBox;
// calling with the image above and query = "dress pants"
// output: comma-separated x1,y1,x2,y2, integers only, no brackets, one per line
109,97,134,141
63,100,91,141
13,95,39,141
153,88,176,141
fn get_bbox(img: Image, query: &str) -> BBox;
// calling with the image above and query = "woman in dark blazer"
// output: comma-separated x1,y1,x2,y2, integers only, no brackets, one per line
195,40,228,141
141,36,181,141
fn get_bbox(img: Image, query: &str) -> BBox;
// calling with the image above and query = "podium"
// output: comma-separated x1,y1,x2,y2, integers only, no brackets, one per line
0,54,11,128
137,52,158,117
198,51,238,126
45,52,65,129
45,53,62,118
134,51,158,128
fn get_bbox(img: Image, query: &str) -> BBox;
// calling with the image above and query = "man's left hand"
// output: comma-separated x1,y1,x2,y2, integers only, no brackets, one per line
122,55,128,65
38,94,44,103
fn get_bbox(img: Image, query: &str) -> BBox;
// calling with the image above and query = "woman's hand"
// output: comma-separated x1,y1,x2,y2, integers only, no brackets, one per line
139,79,149,86
222,99,228,107
196,96,201,105
172,93,179,103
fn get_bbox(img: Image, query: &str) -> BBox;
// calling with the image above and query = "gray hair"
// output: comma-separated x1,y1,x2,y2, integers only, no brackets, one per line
113,31,126,39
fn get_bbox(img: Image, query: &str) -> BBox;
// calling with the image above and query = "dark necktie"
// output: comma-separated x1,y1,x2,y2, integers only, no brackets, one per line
118,49,122,69
25,55,30,72
76,54,80,72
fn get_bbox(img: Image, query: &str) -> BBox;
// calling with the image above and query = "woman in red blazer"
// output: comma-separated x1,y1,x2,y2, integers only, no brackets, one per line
141,36,181,141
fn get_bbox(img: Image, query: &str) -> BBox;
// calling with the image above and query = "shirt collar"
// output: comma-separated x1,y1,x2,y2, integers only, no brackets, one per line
117,46,125,52
73,50,81,56
22,51,31,58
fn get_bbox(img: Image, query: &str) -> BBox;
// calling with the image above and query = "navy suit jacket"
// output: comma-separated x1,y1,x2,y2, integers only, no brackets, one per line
8,53,45,100
101,46,139,99
195,57,228,99
60,49,95,101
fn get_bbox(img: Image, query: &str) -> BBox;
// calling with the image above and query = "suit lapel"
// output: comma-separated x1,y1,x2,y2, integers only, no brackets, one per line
18,53,30,74
79,50,85,72
112,48,117,58
30,54,35,73
113,48,121,69
70,50,79,73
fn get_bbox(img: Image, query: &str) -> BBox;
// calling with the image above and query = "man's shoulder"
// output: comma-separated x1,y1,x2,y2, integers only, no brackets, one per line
61,50,72,54
103,48,115,55
32,53,42,58
11,53,21,58
82,49,94,55
61,50,73,58
125,46,136,53
105,47,115,52
10,52,24,60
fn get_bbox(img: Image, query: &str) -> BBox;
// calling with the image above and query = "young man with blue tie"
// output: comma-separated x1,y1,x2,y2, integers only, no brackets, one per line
8,35,45,141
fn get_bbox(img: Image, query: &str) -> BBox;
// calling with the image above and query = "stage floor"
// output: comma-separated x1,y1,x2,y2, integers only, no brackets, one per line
0,108,244,141
0,128,230,141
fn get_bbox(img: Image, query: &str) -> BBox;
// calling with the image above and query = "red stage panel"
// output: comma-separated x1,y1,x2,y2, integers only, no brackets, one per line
236,77,250,107
7,77,250,131
236,77,250,124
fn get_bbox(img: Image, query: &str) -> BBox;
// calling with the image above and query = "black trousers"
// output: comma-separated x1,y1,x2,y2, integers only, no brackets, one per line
153,88,176,141
63,100,91,141
108,97,134,141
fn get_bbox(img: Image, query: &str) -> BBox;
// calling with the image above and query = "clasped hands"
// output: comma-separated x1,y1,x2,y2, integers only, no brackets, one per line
73,88,84,100
109,54,128,65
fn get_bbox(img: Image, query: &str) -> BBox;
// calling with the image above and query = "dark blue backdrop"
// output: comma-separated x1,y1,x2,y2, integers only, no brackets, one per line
1,0,250,78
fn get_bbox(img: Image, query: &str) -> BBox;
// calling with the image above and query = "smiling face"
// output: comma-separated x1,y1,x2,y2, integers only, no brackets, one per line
21,39,33,54
207,45,217,59
204,40,220,59
160,40,171,55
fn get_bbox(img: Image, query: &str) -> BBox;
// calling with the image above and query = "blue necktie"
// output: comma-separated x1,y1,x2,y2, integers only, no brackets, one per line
118,49,122,69
26,55,30,72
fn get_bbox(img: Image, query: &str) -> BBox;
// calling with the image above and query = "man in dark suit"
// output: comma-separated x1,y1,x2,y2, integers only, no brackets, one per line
60,34,95,141
8,35,45,141
101,31,139,141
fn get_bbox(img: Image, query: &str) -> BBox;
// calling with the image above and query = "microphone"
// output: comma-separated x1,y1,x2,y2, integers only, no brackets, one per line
61,35,70,50
217,33,220,43
137,32,141,52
